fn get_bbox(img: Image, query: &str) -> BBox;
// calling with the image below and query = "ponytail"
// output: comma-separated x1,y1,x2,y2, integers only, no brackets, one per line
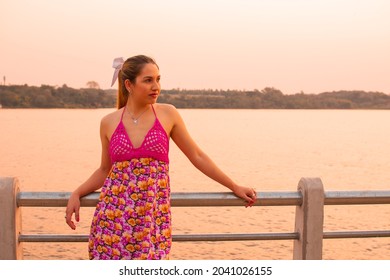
117,71,128,109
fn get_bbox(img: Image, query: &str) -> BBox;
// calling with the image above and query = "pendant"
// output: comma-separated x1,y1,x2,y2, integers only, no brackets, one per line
132,118,138,125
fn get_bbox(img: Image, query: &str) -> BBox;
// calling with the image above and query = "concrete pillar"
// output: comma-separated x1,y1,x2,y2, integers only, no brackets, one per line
293,177,324,260
0,177,23,259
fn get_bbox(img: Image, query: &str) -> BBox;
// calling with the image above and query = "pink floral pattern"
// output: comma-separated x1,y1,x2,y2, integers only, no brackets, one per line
88,158,171,260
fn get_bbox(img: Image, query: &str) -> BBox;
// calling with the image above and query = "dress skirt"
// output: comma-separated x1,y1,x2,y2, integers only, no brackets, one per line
88,158,171,260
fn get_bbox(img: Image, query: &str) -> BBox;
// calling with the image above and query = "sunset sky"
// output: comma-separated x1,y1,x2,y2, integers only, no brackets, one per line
1,0,389,94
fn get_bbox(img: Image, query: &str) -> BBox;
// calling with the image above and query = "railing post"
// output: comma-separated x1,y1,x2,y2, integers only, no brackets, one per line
293,177,324,260
0,177,23,259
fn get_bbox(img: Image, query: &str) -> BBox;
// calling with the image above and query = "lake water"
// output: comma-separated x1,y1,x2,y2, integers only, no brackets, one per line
1,108,389,259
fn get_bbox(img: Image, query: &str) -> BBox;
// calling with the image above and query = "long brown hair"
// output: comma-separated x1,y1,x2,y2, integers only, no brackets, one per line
117,55,159,109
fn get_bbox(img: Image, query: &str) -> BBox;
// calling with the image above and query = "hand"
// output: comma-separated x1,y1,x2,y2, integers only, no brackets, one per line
65,192,81,230
232,185,257,208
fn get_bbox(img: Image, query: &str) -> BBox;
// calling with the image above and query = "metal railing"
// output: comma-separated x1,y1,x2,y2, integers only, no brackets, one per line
1,177,390,260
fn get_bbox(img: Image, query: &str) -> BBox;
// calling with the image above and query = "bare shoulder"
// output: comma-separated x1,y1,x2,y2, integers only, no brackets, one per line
100,108,123,135
154,103,181,135
155,103,180,119
154,103,177,114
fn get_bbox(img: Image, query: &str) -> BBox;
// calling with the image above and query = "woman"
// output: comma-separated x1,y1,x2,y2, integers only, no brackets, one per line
65,55,257,260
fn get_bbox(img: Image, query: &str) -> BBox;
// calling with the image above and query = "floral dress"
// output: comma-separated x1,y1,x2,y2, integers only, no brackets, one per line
88,105,171,260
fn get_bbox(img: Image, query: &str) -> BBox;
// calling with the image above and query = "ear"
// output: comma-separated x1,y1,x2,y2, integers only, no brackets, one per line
124,79,134,93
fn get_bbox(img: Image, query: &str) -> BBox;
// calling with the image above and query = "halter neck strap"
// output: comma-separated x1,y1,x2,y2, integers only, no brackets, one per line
151,104,156,117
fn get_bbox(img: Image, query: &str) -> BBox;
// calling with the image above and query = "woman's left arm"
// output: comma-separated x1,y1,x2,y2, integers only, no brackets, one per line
169,106,257,206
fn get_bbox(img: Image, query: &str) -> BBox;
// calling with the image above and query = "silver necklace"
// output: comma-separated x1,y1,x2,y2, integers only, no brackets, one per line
129,106,149,125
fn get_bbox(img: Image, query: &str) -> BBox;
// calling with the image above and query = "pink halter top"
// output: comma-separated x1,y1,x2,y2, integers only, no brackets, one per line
109,105,169,163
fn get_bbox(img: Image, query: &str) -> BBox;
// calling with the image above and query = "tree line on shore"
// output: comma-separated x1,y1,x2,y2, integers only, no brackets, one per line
1,84,389,109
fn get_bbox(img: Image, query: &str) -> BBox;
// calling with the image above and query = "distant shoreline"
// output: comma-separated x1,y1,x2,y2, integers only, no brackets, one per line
1,85,390,109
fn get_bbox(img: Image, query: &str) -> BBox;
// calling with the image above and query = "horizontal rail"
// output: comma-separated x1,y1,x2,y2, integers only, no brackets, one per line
19,232,299,243
324,190,390,205
323,230,390,239
19,230,390,243
17,190,390,208
3,176,390,260
16,191,303,207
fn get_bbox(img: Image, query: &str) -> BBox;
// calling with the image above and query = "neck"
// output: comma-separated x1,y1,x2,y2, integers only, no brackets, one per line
125,101,150,116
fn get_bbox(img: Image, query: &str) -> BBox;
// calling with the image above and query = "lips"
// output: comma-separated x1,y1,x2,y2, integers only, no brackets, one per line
149,93,158,98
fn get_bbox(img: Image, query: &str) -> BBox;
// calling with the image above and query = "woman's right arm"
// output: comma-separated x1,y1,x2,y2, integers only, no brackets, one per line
65,116,112,230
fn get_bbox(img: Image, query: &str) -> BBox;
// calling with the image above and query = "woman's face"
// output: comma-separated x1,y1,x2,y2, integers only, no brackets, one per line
127,63,161,104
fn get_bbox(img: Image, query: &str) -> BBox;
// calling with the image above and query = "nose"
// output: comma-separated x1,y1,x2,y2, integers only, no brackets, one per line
152,80,160,91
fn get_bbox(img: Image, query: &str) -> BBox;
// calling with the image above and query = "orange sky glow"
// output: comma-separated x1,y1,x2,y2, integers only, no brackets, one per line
1,0,389,94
